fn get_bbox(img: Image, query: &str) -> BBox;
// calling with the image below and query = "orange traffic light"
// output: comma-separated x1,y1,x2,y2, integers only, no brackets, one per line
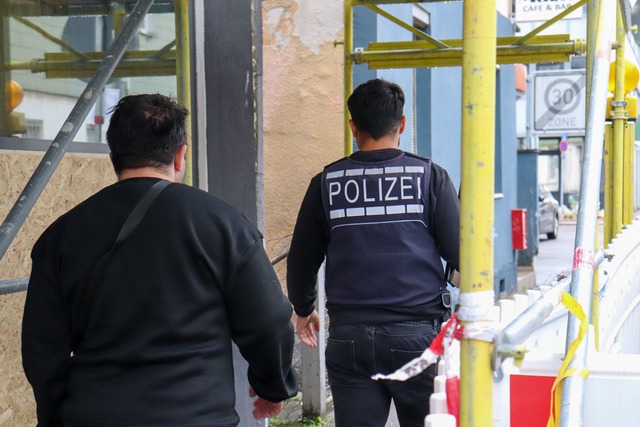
5,80,24,112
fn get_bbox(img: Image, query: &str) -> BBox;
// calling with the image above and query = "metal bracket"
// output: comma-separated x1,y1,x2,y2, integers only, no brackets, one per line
493,343,529,372
610,100,628,108
353,47,364,64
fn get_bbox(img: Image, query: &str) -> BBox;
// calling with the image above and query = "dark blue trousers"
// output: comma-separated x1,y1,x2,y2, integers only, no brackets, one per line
326,320,439,427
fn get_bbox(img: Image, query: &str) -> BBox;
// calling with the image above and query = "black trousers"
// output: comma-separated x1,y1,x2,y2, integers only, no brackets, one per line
326,320,439,427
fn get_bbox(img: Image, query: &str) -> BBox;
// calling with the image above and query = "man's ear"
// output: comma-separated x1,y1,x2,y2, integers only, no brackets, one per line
398,116,407,135
174,144,188,173
349,119,359,138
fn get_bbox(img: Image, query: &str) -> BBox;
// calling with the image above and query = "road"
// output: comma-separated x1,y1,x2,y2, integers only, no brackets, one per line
535,222,577,286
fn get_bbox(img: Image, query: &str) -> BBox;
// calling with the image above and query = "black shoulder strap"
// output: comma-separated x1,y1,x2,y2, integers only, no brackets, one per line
71,179,171,351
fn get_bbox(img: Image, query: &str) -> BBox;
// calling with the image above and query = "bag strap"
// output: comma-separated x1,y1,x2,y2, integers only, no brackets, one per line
72,179,171,351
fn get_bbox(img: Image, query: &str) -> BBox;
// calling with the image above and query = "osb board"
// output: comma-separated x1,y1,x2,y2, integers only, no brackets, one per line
0,149,114,426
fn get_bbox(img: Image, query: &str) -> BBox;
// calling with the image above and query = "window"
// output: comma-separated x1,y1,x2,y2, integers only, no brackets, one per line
1,1,177,149
25,119,43,139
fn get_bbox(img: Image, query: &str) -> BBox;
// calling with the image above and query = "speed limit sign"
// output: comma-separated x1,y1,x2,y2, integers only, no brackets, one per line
533,71,586,133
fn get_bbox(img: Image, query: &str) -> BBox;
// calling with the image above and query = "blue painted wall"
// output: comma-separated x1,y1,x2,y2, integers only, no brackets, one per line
495,15,519,296
425,2,519,295
353,5,415,153
422,4,463,187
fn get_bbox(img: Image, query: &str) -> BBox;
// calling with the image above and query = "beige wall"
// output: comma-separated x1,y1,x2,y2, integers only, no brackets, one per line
262,0,344,270
0,150,114,425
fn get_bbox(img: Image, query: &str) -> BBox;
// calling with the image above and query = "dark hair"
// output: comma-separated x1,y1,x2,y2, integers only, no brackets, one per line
347,78,405,140
106,93,189,175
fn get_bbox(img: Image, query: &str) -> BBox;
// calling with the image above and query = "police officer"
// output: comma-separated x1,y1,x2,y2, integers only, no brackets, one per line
287,78,460,427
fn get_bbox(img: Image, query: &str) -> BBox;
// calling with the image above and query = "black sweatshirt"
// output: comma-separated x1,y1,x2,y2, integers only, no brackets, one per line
287,149,460,325
22,178,298,427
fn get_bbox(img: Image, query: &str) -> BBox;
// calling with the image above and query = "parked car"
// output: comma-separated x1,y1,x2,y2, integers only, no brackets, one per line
539,184,560,239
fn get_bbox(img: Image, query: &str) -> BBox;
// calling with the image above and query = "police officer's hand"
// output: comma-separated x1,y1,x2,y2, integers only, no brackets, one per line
295,310,320,348
249,387,283,419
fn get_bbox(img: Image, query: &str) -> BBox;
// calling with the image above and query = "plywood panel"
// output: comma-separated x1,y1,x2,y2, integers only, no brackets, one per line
0,149,113,425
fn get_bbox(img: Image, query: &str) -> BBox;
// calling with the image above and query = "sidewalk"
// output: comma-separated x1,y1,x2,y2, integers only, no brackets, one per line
517,221,577,290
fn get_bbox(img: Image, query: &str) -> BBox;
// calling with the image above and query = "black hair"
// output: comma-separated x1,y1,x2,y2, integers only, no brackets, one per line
347,78,405,140
106,93,189,175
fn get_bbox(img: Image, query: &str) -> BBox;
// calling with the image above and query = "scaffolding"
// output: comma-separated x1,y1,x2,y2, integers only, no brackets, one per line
0,0,194,263
342,0,637,426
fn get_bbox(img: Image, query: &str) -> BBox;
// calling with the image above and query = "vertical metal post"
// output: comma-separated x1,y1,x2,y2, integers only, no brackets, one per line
591,218,601,351
0,0,155,261
459,0,496,426
604,124,613,246
192,0,208,191
611,4,626,237
200,1,265,424
344,0,353,156
585,0,599,117
301,264,326,417
559,1,615,426
623,122,634,223
175,0,193,186
0,5,10,136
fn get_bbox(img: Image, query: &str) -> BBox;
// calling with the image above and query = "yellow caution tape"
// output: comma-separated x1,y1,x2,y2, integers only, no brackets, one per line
546,291,590,427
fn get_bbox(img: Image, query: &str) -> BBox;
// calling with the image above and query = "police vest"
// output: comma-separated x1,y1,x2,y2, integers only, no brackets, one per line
320,152,446,308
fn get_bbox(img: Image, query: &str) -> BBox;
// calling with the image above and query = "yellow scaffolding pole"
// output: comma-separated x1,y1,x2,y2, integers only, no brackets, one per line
175,0,193,185
344,0,354,156
604,123,614,246
10,52,176,78
611,5,627,238
624,122,635,223
459,0,495,425
357,35,583,69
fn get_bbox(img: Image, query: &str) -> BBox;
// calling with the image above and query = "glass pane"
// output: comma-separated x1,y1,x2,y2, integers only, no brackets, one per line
538,154,559,192
539,137,560,151
2,1,177,144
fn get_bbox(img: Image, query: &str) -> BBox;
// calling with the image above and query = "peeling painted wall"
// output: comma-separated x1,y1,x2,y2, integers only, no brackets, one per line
262,0,344,267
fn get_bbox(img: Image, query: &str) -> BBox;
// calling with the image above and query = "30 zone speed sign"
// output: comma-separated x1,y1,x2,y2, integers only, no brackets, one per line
533,71,586,133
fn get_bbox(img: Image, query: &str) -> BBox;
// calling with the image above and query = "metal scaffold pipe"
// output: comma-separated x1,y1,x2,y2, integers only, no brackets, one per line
175,0,193,185
612,4,627,237
493,248,610,363
458,0,496,426
0,0,155,261
559,0,615,426
344,0,354,156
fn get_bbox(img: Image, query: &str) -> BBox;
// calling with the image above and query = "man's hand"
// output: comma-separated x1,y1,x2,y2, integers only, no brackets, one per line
296,310,320,348
249,388,283,419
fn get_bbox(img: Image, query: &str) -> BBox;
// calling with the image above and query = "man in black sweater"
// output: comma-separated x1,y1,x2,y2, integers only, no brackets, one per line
287,79,459,427
22,94,297,426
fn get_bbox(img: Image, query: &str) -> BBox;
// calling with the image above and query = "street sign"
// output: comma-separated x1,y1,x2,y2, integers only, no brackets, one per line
533,71,586,134
515,0,583,22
